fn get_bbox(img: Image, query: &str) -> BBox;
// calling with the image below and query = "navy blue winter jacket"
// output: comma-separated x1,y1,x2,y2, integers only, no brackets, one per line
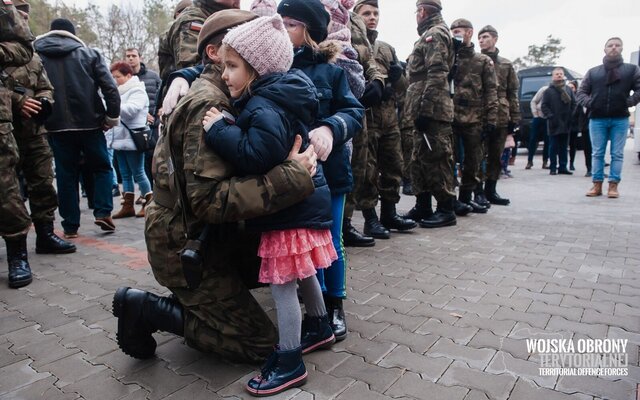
292,45,364,195
206,69,332,232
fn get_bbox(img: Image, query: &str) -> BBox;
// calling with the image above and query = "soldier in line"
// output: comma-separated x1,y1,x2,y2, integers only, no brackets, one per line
353,0,416,238
403,0,457,229
112,10,319,364
158,0,193,82
0,0,38,288
449,18,497,214
397,66,415,196
477,25,520,206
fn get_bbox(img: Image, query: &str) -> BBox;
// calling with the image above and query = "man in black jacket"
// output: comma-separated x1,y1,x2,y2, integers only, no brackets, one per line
34,18,121,237
541,67,575,176
577,37,640,198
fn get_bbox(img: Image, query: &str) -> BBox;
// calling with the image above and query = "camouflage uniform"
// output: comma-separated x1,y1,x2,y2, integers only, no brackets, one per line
147,63,315,362
397,84,413,182
8,54,57,224
403,13,455,204
480,48,520,181
359,30,407,208
452,43,497,191
157,32,173,82
0,2,34,239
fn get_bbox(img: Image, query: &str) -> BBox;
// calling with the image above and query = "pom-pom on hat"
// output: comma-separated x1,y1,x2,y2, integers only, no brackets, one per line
277,0,330,44
222,14,294,77
250,0,277,17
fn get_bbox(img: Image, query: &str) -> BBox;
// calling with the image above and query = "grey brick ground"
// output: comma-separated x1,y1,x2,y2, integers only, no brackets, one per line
1,142,640,399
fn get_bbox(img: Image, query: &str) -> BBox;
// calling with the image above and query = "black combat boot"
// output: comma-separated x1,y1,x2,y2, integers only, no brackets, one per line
324,294,347,342
362,208,390,239
6,236,32,289
34,221,77,254
485,179,510,206
112,287,184,359
459,189,488,214
474,182,491,209
402,192,433,222
246,346,307,396
419,197,457,228
300,314,336,354
342,218,375,247
401,177,413,196
453,199,473,216
380,200,417,231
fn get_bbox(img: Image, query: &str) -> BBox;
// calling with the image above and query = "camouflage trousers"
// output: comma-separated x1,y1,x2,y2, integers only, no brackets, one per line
15,131,58,223
358,103,403,209
344,118,369,218
410,120,456,203
480,126,508,182
400,126,414,180
453,123,483,191
0,126,31,238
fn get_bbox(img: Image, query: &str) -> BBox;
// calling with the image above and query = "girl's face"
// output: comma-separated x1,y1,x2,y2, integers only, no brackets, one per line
112,70,131,86
222,49,253,98
282,16,306,48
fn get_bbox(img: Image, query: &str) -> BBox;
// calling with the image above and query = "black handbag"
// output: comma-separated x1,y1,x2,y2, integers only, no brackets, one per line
122,121,155,152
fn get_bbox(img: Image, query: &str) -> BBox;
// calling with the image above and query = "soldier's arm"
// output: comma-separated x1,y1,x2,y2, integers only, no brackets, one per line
390,47,408,94
507,65,521,124
0,40,32,67
34,60,54,101
0,3,33,67
172,20,201,70
419,37,449,118
158,32,175,82
482,58,498,127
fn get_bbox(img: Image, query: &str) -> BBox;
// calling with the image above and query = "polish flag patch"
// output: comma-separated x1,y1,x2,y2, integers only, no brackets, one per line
3,0,13,5
424,36,433,43
190,22,203,32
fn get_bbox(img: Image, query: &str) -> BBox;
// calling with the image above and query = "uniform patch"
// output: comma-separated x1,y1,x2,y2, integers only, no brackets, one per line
489,60,494,66
425,36,433,43
3,0,13,5
190,22,203,32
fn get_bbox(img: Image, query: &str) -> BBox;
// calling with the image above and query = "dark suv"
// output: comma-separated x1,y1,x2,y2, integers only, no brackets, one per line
517,66,583,147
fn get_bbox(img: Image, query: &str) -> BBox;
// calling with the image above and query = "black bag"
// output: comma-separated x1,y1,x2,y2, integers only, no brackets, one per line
122,121,156,152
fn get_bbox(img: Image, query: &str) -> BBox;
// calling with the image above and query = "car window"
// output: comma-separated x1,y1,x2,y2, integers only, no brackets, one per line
520,76,551,101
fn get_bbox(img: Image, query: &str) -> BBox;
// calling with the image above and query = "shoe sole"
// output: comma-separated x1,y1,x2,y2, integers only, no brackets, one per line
302,334,336,355
334,330,347,342
381,222,418,231
8,276,32,288
419,220,457,229
95,220,116,232
112,287,156,359
36,246,77,254
246,372,308,397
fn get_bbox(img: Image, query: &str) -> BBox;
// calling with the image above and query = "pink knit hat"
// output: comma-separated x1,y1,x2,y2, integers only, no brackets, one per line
223,14,294,77
250,0,277,17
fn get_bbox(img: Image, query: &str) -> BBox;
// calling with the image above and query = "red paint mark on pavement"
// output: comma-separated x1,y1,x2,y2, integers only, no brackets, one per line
57,230,150,270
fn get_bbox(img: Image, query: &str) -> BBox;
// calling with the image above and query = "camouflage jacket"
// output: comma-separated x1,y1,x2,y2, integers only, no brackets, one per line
452,44,498,126
349,12,384,84
369,30,408,103
147,63,314,288
481,48,520,127
157,31,173,82
8,54,54,137
406,14,454,123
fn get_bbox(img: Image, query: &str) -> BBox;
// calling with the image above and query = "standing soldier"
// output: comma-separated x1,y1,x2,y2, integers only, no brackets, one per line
9,0,76,255
403,0,457,229
449,18,497,214
158,0,192,82
477,25,520,206
0,0,37,288
353,0,416,237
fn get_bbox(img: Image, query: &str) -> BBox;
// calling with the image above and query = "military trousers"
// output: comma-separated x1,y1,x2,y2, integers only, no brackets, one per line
453,123,483,191
344,118,369,218
482,126,509,181
358,103,403,209
400,126,414,180
15,131,58,223
0,125,31,238
410,120,456,204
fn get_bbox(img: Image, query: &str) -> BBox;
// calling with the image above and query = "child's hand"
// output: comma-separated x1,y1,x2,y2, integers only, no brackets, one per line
202,107,223,132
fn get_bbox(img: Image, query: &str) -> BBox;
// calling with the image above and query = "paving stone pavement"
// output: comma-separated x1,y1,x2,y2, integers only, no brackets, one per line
1,142,639,399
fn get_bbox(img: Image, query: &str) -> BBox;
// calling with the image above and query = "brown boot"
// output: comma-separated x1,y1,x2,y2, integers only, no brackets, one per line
585,182,603,197
136,192,153,218
607,182,619,198
113,192,136,218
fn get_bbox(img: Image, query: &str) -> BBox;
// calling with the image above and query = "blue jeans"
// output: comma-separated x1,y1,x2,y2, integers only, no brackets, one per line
107,148,118,186
316,194,347,298
548,133,569,172
528,117,549,163
114,150,151,195
589,118,628,183
49,130,113,232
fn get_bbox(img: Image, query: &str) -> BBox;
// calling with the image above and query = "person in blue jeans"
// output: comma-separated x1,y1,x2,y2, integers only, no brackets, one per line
577,37,640,198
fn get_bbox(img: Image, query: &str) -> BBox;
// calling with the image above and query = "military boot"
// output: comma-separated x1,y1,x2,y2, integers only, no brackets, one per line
401,177,413,195
362,208,390,239
380,201,417,231
35,221,77,254
324,295,347,342
246,346,307,396
474,182,491,209
6,236,32,289
342,218,375,247
453,199,473,216
459,189,488,214
402,192,433,222
485,180,510,206
300,314,336,354
419,198,457,228
112,287,184,359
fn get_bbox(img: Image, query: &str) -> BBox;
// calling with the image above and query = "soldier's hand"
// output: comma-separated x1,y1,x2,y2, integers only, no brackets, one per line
162,77,189,116
482,124,496,141
21,98,42,119
309,125,333,162
381,83,395,101
414,115,430,132
387,62,404,83
359,80,383,109
287,135,317,177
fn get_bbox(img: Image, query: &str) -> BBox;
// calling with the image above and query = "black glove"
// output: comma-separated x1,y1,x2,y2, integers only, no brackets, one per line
482,124,496,141
387,62,404,83
414,115,430,132
381,83,395,101
32,97,53,125
359,80,383,108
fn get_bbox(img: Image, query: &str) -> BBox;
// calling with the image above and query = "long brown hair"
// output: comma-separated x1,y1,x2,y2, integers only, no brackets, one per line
219,44,259,96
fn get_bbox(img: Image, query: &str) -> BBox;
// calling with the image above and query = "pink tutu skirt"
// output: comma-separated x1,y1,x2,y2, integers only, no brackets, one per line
258,228,337,284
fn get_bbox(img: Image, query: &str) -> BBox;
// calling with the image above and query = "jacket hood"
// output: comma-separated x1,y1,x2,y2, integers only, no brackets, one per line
34,30,86,57
240,69,318,125
292,42,341,68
